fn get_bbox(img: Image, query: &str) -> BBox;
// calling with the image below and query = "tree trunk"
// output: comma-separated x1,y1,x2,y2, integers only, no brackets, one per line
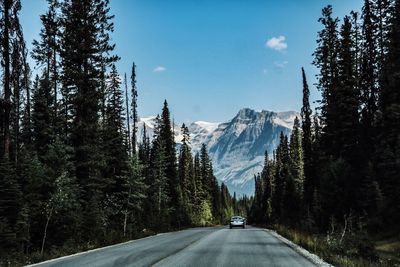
41,206,53,256
3,0,11,160
123,186,131,237
24,49,31,144
123,210,128,237
53,40,57,129
158,186,161,216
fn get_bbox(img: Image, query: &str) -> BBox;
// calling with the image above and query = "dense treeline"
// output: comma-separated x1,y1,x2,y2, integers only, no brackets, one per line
250,0,400,259
0,0,243,264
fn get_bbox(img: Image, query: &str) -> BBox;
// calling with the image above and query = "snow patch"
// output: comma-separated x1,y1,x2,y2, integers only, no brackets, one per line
193,121,220,133
273,111,298,129
138,109,299,195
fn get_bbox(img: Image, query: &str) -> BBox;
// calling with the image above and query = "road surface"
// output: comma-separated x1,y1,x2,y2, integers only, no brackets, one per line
29,226,316,267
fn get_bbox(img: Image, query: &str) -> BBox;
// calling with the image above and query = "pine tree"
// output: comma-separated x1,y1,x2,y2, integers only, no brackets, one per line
0,159,20,252
208,161,221,222
193,153,203,215
272,132,290,222
148,115,170,230
60,0,119,240
373,0,391,71
32,74,53,161
124,154,147,237
131,62,138,155
252,174,264,224
313,5,341,159
377,0,400,224
178,124,194,225
300,68,314,208
220,183,233,222
0,0,23,160
287,117,305,225
124,72,131,155
160,100,180,228
200,144,211,200
261,151,274,223
32,0,60,134
210,176,221,222
0,0,29,254
360,0,378,159
103,64,129,211
336,15,359,162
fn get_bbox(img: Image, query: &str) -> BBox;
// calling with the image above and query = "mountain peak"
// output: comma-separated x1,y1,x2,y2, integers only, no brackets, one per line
138,108,299,195
235,108,257,119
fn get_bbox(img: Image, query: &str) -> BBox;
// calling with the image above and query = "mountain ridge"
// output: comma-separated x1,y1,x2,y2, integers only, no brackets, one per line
138,108,299,195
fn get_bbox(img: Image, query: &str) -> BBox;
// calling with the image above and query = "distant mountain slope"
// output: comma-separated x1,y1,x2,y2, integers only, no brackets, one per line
137,108,299,195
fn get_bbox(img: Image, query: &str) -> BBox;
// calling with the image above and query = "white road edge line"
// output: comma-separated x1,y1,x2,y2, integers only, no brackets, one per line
264,229,334,267
25,233,165,267
25,227,214,267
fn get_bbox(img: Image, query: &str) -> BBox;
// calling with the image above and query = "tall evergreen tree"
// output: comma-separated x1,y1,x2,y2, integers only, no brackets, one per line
178,123,194,225
300,68,314,207
103,64,129,202
336,15,359,162
124,72,131,155
313,5,341,159
32,74,53,160
32,0,60,134
0,0,21,160
200,144,211,200
131,62,138,155
160,100,180,228
60,0,119,239
0,0,29,254
377,0,400,224
148,115,170,230
287,117,305,225
360,0,378,159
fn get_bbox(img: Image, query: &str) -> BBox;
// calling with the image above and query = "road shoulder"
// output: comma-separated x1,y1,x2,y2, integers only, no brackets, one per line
264,229,333,267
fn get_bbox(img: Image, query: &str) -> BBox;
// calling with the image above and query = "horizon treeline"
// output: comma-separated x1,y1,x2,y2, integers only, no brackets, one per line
250,0,400,257
0,0,248,264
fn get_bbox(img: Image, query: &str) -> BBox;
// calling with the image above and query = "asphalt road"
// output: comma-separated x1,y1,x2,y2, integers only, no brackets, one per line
29,226,316,267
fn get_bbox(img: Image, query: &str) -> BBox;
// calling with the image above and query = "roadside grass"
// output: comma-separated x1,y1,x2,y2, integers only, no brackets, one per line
272,224,400,267
4,225,212,267
374,232,400,266
2,230,158,267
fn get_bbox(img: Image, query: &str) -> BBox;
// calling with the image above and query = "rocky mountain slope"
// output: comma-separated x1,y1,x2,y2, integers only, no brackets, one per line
138,108,299,195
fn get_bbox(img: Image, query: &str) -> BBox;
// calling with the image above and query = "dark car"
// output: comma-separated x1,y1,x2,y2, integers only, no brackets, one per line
229,216,245,229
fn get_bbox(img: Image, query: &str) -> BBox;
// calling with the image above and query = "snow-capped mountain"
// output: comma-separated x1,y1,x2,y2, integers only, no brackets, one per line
137,108,299,196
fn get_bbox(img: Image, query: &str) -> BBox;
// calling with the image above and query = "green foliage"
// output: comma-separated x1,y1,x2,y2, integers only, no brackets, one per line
249,1,400,265
2,0,400,265
193,200,213,227
124,154,148,235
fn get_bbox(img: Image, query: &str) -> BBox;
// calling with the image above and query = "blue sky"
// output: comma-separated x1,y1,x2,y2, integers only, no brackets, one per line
21,0,363,123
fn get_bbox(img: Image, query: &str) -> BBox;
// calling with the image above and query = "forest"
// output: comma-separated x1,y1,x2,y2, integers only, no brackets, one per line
1,0,400,266
0,0,249,265
249,0,400,265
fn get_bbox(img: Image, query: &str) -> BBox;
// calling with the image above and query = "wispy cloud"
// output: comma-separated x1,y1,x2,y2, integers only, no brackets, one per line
262,69,268,75
265,36,287,51
274,61,288,68
153,66,166,72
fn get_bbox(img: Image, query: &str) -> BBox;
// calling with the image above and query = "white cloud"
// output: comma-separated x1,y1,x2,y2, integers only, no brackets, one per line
263,69,268,75
265,36,287,51
153,66,166,72
274,61,288,68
